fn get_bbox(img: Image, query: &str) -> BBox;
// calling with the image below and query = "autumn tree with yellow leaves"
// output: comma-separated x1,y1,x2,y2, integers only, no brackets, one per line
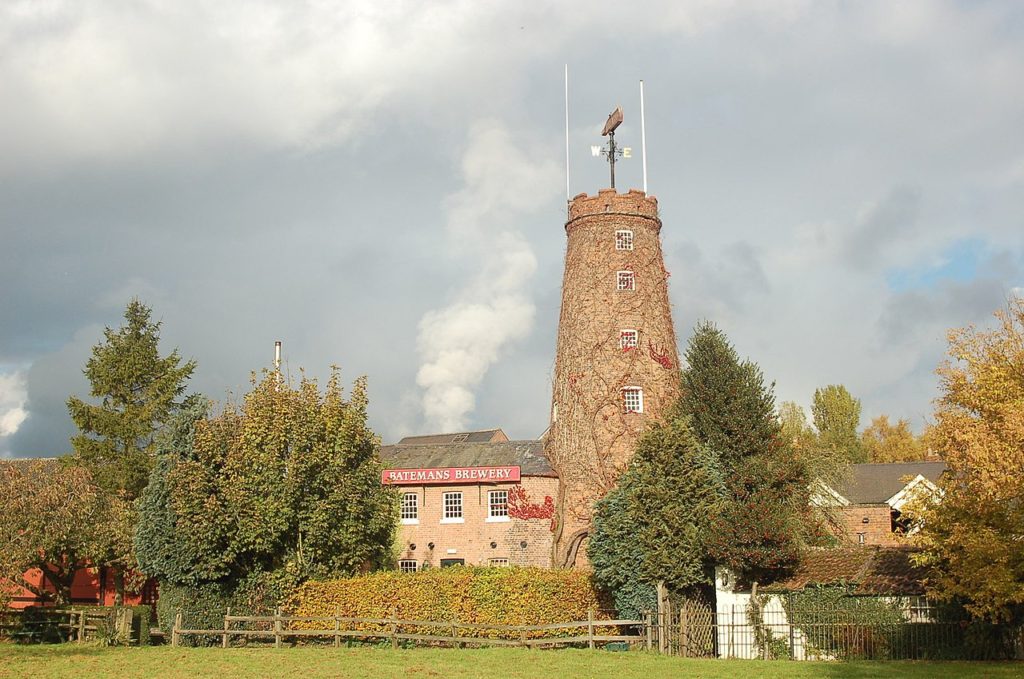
914,298,1024,621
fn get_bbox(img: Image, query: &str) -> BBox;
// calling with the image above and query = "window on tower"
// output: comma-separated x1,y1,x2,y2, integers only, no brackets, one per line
620,329,638,350
622,387,644,413
616,271,635,291
615,230,634,251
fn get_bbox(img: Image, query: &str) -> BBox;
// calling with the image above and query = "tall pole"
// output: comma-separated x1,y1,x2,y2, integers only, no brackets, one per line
564,64,570,214
640,80,648,194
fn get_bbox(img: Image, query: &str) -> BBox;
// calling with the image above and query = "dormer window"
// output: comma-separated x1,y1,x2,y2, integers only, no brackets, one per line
615,230,634,251
620,330,638,350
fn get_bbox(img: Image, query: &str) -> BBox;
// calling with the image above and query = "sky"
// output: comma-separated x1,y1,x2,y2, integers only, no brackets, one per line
2,0,1023,457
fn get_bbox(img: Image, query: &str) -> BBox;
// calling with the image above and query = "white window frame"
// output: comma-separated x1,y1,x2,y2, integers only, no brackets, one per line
441,491,464,523
615,230,634,251
401,492,419,525
616,270,635,291
620,329,638,350
488,558,510,567
486,490,510,522
398,559,418,573
622,387,644,413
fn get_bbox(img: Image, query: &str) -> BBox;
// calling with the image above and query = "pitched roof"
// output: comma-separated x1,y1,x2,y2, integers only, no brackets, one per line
834,462,946,505
379,440,555,477
762,547,927,596
396,429,508,445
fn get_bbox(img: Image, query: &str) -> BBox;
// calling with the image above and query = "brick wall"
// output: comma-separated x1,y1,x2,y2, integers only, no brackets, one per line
547,189,682,566
840,505,900,546
394,476,558,569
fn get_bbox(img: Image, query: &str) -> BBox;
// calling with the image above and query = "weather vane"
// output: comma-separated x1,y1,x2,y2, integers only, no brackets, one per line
591,106,631,189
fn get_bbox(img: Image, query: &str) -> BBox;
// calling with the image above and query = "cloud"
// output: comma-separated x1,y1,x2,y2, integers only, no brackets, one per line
0,371,29,449
415,120,561,432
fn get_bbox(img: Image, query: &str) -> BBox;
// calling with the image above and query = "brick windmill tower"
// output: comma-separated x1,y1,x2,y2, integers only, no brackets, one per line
547,106,682,568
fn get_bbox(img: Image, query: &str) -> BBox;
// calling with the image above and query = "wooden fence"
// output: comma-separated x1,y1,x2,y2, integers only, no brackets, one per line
0,608,134,644
172,609,651,650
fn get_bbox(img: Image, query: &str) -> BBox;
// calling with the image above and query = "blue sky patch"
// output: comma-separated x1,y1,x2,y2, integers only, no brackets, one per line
886,239,988,292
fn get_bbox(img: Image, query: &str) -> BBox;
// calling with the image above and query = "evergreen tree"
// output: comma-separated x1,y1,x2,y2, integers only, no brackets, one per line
811,384,866,464
67,299,196,499
679,321,808,584
589,416,724,616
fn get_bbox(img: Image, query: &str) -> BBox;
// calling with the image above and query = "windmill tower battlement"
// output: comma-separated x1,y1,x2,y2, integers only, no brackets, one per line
548,187,682,568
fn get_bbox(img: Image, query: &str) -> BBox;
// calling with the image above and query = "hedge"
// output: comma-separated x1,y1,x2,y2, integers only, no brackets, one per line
287,567,615,640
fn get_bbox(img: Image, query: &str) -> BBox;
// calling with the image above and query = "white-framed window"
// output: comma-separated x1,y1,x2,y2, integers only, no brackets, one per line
442,492,464,523
616,270,635,291
620,329,638,349
487,490,509,522
622,387,644,413
615,230,634,251
452,433,469,443
489,558,510,567
399,559,418,573
401,492,419,524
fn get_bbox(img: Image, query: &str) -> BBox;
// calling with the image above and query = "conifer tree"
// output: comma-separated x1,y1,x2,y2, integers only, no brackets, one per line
589,416,724,615
67,299,196,499
679,321,808,584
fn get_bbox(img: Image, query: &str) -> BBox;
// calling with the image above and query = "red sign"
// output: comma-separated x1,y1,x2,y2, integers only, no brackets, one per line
381,466,521,486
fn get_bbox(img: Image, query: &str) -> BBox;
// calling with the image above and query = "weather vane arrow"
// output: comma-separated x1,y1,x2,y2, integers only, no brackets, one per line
591,106,631,189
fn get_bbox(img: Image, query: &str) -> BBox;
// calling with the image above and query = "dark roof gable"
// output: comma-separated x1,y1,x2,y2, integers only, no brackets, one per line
396,429,508,445
834,462,946,505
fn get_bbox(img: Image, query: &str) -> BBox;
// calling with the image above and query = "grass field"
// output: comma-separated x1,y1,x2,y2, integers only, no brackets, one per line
1,645,1022,679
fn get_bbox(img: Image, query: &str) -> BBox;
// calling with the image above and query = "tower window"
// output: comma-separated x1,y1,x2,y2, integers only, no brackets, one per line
442,492,464,522
615,230,634,251
401,492,419,524
620,329,638,350
616,271,635,291
622,387,644,413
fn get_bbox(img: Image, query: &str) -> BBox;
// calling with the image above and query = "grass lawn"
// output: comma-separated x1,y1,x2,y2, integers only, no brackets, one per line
1,645,1021,679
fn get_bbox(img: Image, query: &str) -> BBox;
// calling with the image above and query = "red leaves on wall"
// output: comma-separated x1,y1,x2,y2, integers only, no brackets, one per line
648,340,672,369
508,485,556,531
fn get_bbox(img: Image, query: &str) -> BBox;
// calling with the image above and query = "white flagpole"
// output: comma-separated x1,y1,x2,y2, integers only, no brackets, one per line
565,64,571,211
640,79,648,194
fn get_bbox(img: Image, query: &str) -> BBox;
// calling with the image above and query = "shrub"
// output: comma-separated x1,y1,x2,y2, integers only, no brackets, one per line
288,567,613,640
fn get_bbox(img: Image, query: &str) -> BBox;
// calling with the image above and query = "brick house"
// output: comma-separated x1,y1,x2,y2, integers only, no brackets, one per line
813,462,946,546
379,430,558,570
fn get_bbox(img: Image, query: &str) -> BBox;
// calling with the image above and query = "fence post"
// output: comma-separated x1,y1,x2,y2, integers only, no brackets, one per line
390,618,398,649
680,602,690,658
519,626,527,648
588,609,595,650
333,607,341,648
656,580,667,654
222,607,231,649
172,611,182,648
121,608,134,645
77,609,86,644
274,608,282,649
451,621,460,649
644,611,652,651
